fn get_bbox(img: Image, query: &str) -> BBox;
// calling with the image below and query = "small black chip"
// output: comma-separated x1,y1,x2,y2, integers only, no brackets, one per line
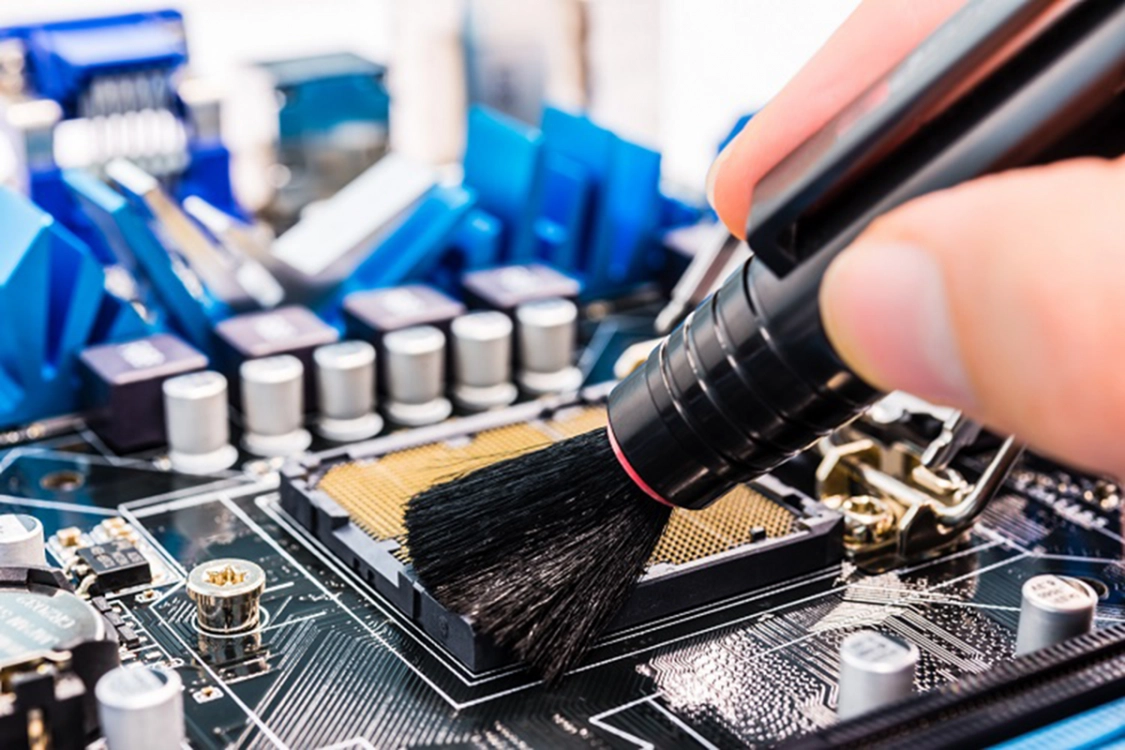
76,541,152,593
116,625,141,649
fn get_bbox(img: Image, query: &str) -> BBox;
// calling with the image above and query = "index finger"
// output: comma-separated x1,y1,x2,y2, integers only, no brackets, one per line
708,0,966,239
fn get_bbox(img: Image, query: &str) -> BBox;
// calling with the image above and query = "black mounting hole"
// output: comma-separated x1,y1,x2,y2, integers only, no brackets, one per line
40,470,85,492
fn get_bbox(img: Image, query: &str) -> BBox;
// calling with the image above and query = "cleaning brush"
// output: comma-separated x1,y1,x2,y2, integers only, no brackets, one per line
405,429,671,682
405,252,883,682
406,0,1124,681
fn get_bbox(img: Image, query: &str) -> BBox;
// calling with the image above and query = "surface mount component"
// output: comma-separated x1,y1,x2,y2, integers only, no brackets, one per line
162,371,239,474
461,263,581,313
240,355,313,456
450,311,518,411
214,306,339,411
0,513,46,567
314,341,383,442
382,326,453,427
1015,575,1097,656
837,630,918,720
186,559,267,634
343,285,465,350
75,540,153,594
79,333,208,452
515,297,583,394
95,665,185,750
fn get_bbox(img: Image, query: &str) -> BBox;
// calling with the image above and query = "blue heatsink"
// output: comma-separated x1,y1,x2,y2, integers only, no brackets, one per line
345,105,703,301
0,187,149,428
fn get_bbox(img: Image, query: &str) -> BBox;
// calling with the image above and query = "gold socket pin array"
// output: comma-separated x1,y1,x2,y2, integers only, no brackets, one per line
316,406,797,568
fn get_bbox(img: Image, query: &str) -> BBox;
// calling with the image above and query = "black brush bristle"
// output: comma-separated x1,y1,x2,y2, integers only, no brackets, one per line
404,428,672,683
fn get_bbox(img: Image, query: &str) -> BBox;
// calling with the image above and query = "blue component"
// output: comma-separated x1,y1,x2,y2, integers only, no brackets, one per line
28,164,118,266
260,52,390,143
540,108,614,275
63,170,228,353
594,135,664,287
255,52,390,224
0,10,187,116
177,140,241,219
451,209,505,272
0,187,148,428
322,185,479,323
2,9,240,250
991,697,1125,749
341,105,702,302
462,106,545,263
540,107,667,295
535,152,592,271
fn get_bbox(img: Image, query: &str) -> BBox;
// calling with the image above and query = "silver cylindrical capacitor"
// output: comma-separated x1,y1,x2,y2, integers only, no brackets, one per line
96,665,185,750
515,297,583,395
186,558,267,634
383,325,452,426
837,630,918,720
240,355,312,456
314,341,383,441
451,311,518,411
0,514,46,567
1015,574,1097,655
163,371,239,475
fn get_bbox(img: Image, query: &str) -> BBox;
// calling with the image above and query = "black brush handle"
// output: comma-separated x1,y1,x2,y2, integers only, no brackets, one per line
608,251,877,510
609,0,1125,509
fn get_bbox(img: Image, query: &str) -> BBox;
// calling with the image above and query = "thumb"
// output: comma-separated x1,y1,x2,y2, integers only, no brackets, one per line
820,157,1125,479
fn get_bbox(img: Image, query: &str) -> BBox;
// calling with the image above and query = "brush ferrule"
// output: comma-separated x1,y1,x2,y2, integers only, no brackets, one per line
607,252,881,510
606,425,675,507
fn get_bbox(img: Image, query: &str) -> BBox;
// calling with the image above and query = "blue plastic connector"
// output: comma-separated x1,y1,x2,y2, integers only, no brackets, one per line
0,187,149,428
0,10,187,117
63,170,228,353
3,9,242,253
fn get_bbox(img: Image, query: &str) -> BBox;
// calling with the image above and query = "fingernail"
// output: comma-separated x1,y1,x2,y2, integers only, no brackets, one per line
705,144,732,210
820,242,975,408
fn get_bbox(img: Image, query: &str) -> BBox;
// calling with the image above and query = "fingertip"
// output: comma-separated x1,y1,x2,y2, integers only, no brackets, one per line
706,135,753,240
820,241,976,410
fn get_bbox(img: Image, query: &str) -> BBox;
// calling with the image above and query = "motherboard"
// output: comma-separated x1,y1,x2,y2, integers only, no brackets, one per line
2,6,1125,750
7,361,1125,750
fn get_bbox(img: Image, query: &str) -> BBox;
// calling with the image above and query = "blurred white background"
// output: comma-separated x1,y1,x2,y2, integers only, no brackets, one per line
0,0,859,192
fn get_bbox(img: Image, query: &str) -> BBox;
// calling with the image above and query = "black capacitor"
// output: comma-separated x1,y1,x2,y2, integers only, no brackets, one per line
610,0,1125,509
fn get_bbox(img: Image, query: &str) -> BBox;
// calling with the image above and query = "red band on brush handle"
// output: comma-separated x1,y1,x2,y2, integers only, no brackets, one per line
606,425,675,508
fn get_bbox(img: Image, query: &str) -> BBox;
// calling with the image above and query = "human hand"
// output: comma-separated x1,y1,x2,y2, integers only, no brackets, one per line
707,0,1125,479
